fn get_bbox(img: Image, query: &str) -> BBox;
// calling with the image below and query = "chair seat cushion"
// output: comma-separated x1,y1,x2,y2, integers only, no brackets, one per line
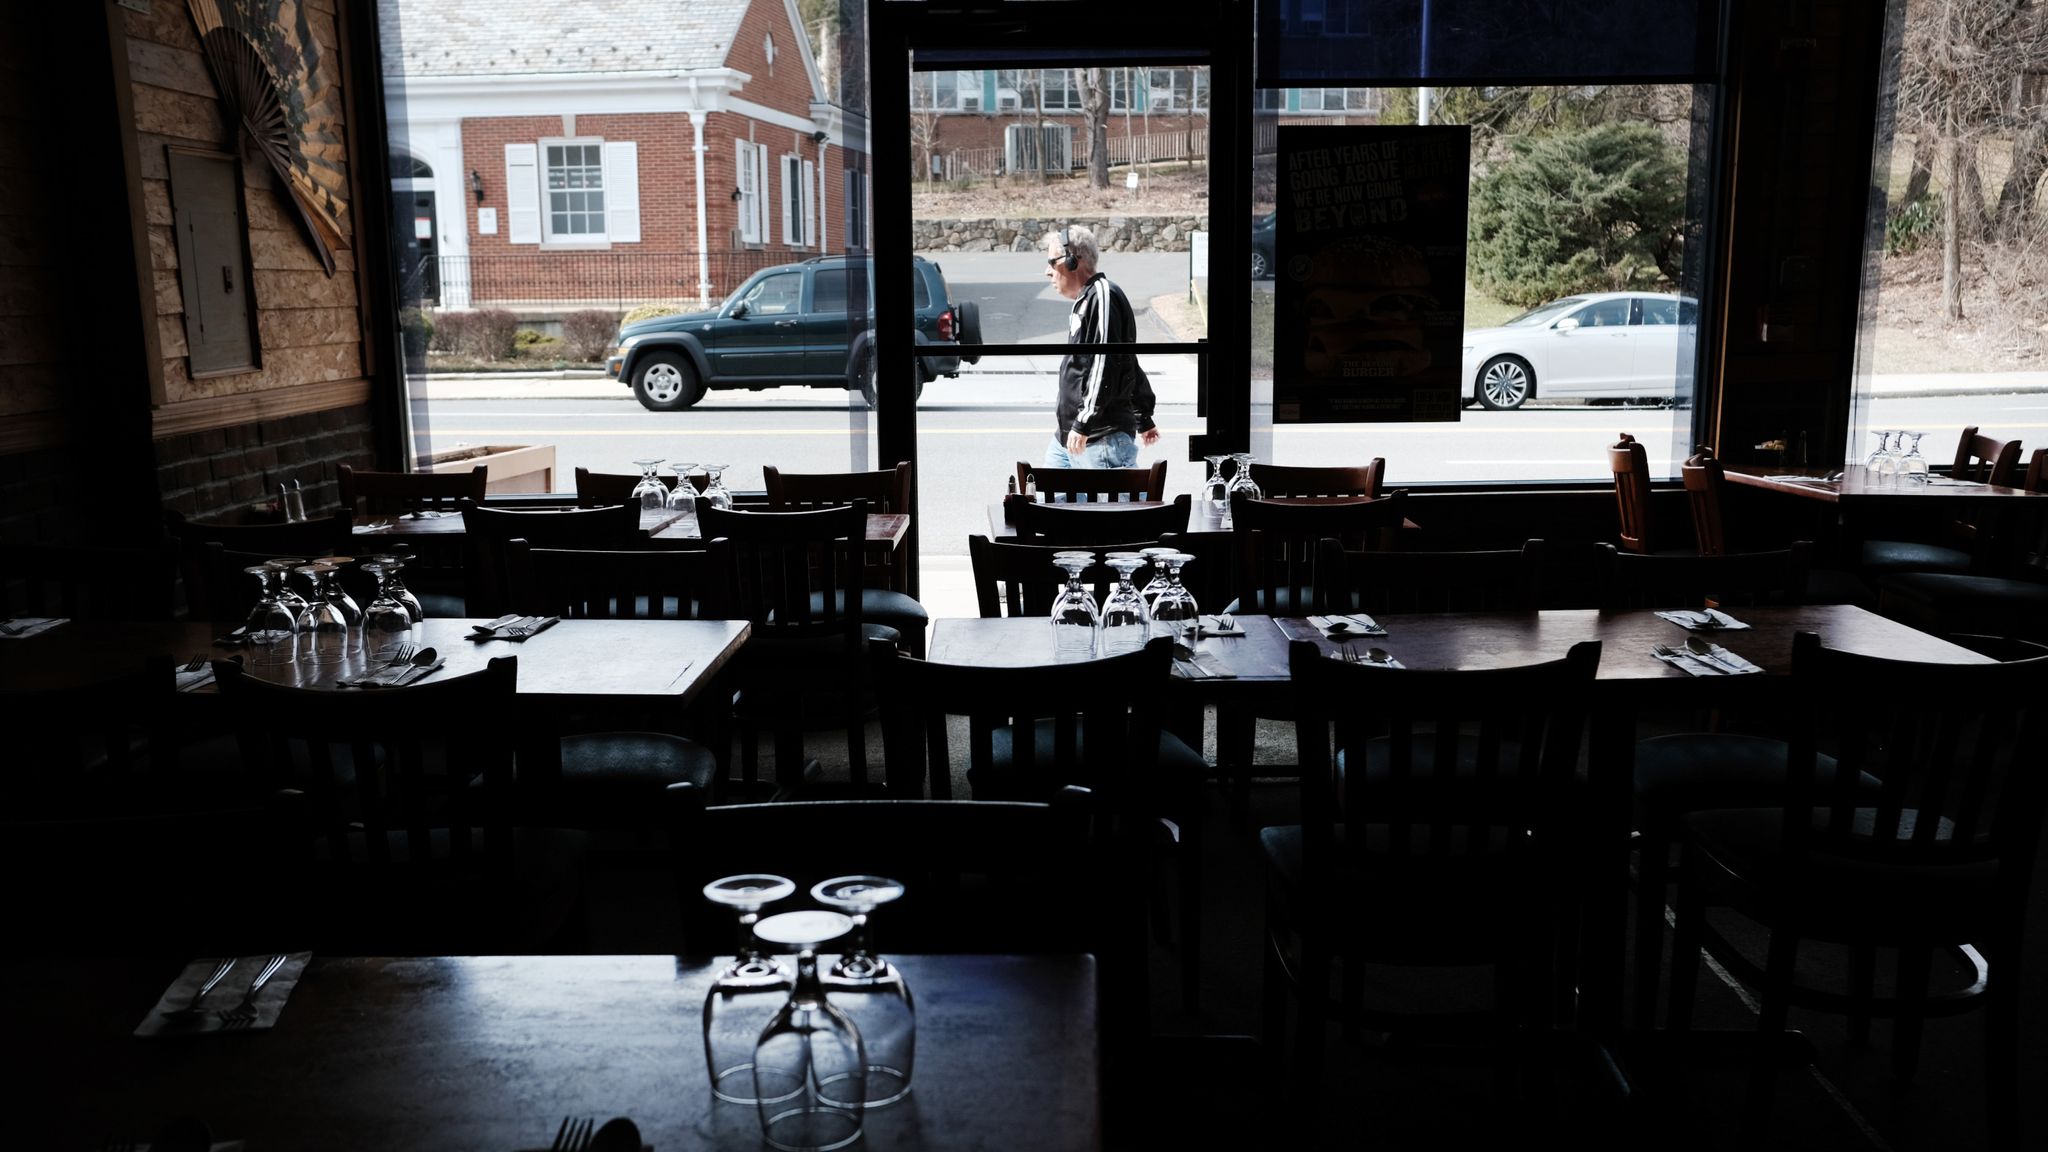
968,718,1207,803
417,590,469,619
560,731,718,794
1679,807,1995,941
1633,734,1866,833
804,588,929,627
1259,823,1539,964
1876,571,2048,640
1858,539,1974,576
1804,568,1872,606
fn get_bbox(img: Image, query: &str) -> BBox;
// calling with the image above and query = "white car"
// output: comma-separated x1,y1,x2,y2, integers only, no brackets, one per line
1460,292,1698,410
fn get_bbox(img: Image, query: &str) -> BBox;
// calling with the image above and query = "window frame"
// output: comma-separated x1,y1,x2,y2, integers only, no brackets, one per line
538,136,609,247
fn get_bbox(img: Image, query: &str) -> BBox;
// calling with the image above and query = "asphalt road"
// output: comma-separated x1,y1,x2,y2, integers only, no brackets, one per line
412,390,2047,560
927,251,1203,345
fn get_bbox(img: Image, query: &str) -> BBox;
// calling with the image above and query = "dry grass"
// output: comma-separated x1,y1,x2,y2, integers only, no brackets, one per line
911,163,1213,219
1868,245,2048,374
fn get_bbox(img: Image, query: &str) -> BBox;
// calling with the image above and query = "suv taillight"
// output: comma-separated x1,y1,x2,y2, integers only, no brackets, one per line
939,308,954,341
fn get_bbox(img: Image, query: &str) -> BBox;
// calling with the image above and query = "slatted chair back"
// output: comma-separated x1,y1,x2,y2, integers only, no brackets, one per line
507,541,721,621
1786,629,2048,878
1950,425,2023,486
0,539,181,621
1682,447,1728,556
1013,493,1191,545
338,464,486,520
1609,432,1655,555
2010,448,2048,577
967,533,1162,618
764,461,912,591
1609,542,1813,610
871,635,1172,805
575,466,705,509
459,500,642,618
165,510,354,623
1249,459,1384,499
1315,539,1544,616
699,502,871,789
1288,638,1601,963
1015,460,1168,503
1230,492,1406,615
2,654,179,807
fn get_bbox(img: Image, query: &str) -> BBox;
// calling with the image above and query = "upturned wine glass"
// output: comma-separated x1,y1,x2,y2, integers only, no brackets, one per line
1202,454,1230,512
241,565,297,664
1150,551,1201,655
359,561,413,658
312,558,363,630
266,558,310,619
370,550,425,622
752,910,865,1152
1900,430,1930,484
813,876,915,1108
630,458,669,512
1099,556,1152,656
702,875,797,1105
702,464,736,511
1049,551,1101,661
293,564,350,664
667,461,702,530
1137,546,1177,608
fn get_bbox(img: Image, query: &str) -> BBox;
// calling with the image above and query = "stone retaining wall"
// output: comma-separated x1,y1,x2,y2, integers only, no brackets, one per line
912,215,1210,254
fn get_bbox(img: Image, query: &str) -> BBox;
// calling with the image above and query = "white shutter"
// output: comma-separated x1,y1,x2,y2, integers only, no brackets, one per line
755,146,770,243
801,160,816,250
603,141,640,243
505,143,540,244
780,156,795,245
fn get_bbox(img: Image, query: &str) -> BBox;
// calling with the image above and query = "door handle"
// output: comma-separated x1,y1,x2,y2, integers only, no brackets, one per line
221,265,234,293
775,320,798,328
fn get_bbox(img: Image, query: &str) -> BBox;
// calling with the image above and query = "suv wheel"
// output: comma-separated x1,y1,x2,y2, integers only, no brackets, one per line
954,300,983,364
857,352,924,410
633,351,705,411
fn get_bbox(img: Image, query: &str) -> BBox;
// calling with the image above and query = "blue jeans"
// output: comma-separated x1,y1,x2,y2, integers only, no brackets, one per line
1043,431,1138,470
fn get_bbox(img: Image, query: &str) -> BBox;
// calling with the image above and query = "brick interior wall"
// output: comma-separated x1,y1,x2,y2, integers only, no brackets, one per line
154,405,375,522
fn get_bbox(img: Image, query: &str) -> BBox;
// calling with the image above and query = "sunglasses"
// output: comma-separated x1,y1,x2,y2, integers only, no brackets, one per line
1045,252,1069,267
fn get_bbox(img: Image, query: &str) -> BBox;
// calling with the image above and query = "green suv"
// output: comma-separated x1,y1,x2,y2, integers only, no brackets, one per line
607,255,980,411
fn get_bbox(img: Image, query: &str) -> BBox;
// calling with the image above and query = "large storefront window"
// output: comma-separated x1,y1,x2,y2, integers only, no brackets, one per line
377,0,878,496
1852,0,2048,466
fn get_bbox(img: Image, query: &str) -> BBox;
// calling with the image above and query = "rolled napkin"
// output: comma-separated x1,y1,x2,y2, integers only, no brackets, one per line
135,952,312,1037
1171,651,1236,679
1653,642,1764,677
175,664,217,693
1653,608,1751,632
1306,613,1386,638
466,614,561,642
0,616,66,639
337,657,445,689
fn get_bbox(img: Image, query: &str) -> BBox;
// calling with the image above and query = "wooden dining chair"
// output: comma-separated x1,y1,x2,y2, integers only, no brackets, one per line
0,538,181,621
1314,538,1544,616
966,533,1163,618
1607,541,1813,610
1875,447,2048,642
215,655,589,955
1015,459,1168,503
1268,638,1602,1091
337,464,486,520
164,509,355,623
1665,632,2048,1142
1012,492,1191,545
458,500,642,618
762,460,923,646
1226,491,1407,615
870,633,1205,1006
503,541,728,817
1608,432,1657,555
699,501,875,793
1248,459,1384,499
1858,425,2024,577
1681,446,1726,556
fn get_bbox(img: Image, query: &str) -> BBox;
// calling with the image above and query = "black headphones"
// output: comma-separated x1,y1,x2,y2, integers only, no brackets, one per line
1055,227,1078,272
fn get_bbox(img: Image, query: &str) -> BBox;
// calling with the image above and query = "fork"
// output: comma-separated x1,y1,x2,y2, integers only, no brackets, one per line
385,642,416,666
181,653,210,673
551,1116,595,1151
216,953,289,1027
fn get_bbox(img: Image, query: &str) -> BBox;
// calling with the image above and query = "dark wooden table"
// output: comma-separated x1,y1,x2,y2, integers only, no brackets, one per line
1723,463,2048,506
17,953,1099,1151
353,506,692,539
651,511,910,553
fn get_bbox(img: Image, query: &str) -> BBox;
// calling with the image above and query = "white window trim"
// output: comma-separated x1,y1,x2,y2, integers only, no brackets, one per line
737,140,766,245
538,136,610,248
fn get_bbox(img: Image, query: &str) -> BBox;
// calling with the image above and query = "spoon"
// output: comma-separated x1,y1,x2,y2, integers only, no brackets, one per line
1683,636,1741,672
589,1116,643,1152
1367,647,1394,665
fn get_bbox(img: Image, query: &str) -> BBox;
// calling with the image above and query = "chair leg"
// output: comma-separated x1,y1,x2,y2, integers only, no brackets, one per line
1219,707,1255,820
1985,939,2021,1149
1666,861,1705,1032
1293,937,1330,1092
738,712,760,787
1632,829,1671,1031
1177,815,1203,1012
1261,894,1293,1096
1891,942,1932,1083
1848,944,1877,1046
1742,930,1800,1138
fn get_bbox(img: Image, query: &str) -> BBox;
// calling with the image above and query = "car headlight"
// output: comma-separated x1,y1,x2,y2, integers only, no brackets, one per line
614,335,644,355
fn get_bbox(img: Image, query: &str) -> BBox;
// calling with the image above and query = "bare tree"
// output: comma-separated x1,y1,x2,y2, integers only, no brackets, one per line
1078,67,1110,189
1894,0,2048,319
909,63,940,186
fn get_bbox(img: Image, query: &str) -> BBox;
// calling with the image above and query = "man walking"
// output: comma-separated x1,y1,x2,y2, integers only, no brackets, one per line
1042,224,1160,469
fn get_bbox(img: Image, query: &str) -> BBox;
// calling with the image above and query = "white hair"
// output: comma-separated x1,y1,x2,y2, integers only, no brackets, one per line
1052,224,1100,270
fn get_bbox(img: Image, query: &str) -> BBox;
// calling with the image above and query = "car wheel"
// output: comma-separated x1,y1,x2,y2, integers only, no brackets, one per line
954,301,982,364
1250,249,1270,280
858,353,922,410
633,351,704,411
1476,356,1533,411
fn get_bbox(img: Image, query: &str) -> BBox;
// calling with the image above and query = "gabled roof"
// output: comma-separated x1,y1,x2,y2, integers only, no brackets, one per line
382,0,751,77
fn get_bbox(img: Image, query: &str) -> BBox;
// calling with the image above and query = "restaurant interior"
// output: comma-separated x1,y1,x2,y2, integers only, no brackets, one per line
5,0,2048,1149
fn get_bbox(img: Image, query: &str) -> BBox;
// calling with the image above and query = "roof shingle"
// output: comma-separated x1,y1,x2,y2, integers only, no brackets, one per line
381,0,751,77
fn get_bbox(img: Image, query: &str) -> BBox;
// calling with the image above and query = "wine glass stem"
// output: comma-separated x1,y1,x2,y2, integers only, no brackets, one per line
737,910,761,962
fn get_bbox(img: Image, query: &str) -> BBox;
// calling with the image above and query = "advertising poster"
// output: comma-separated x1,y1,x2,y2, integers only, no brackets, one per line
1274,125,1471,424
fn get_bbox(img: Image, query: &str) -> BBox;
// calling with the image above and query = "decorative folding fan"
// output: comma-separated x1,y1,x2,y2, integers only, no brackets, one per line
187,0,350,276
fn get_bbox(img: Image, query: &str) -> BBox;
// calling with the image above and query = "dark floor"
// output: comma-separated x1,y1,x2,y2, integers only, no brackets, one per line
585,710,2048,1151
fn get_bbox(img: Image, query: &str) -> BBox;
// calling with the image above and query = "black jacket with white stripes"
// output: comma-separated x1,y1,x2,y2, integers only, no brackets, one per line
1054,273,1157,441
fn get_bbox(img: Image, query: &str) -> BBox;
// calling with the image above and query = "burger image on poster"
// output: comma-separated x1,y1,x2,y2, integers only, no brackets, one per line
1292,234,1439,380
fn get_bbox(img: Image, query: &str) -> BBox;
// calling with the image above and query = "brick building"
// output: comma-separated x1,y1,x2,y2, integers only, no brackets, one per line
381,0,861,318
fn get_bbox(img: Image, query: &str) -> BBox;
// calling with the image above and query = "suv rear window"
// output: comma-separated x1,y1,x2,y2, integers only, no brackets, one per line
845,262,933,310
914,265,931,309
813,268,849,314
